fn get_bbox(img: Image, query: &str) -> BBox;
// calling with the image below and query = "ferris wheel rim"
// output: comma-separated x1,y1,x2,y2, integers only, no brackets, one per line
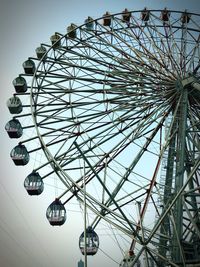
29,9,199,174
27,8,200,211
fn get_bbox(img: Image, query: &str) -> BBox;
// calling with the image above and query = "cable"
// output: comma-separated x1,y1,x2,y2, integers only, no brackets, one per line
98,246,120,264
0,217,44,267
0,179,55,267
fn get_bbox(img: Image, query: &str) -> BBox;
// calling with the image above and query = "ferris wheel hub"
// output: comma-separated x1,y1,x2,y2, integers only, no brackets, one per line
175,75,200,94
181,75,196,88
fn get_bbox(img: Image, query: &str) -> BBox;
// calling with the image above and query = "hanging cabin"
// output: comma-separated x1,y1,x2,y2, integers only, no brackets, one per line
13,76,27,93
23,59,36,75
50,34,61,48
24,171,44,195
79,226,99,256
141,8,150,21
67,23,77,38
103,11,112,26
35,46,47,60
85,17,94,30
7,96,23,114
161,8,170,22
46,198,66,226
10,144,29,166
181,11,191,24
122,8,131,23
5,119,23,138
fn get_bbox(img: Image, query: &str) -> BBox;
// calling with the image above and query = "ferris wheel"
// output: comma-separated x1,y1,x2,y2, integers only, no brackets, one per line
6,8,200,267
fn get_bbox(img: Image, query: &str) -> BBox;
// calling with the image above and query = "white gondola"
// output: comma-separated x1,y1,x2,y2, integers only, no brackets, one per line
46,198,66,226
23,59,36,75
5,119,23,138
10,144,29,166
7,96,23,114
79,226,99,256
35,46,47,60
67,23,77,38
12,76,27,93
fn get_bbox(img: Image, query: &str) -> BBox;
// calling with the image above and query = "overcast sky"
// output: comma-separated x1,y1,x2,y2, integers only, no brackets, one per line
0,1,200,267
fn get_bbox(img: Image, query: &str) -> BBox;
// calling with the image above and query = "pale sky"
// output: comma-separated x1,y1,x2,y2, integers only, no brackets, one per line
0,1,200,267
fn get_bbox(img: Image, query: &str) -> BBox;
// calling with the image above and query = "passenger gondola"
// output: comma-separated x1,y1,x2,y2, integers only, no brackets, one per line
23,59,36,75
122,8,131,23
7,96,23,114
46,198,66,226
50,34,61,48
24,171,44,195
35,46,47,60
13,76,27,93
181,11,191,24
161,8,170,22
103,11,111,26
79,226,99,256
141,7,150,21
67,23,77,38
5,118,23,138
85,17,94,30
10,144,29,165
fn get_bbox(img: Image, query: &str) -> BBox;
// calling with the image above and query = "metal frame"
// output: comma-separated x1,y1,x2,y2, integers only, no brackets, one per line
7,9,200,267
